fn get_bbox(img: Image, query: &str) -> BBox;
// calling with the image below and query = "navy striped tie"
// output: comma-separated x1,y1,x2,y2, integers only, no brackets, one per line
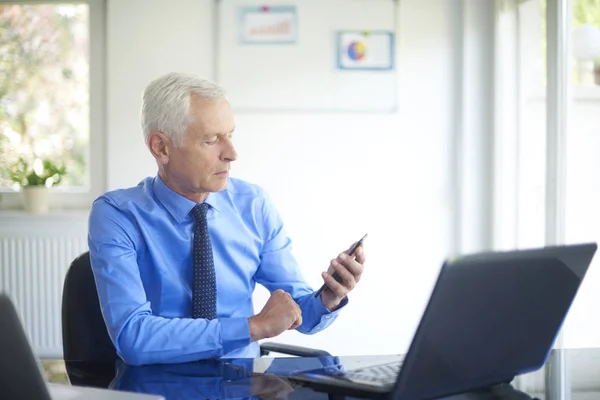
191,203,217,319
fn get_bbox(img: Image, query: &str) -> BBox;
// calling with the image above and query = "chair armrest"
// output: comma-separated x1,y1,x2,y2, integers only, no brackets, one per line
259,342,332,357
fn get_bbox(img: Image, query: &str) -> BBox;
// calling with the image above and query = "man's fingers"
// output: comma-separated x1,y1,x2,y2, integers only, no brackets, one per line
321,271,347,297
293,303,302,327
354,246,366,265
337,253,364,280
287,294,301,315
290,318,302,330
286,294,302,329
346,241,359,254
331,259,356,288
289,309,302,329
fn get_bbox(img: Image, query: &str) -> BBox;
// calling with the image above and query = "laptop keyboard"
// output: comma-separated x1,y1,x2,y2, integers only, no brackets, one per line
342,360,403,386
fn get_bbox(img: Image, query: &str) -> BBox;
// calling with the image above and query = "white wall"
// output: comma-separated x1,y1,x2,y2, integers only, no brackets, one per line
106,0,214,189
107,0,457,355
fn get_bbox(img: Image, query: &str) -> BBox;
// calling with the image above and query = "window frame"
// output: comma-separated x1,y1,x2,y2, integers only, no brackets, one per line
0,0,106,211
492,0,572,351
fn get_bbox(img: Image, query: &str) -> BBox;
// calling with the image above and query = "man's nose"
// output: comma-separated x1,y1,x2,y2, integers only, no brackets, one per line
222,137,238,162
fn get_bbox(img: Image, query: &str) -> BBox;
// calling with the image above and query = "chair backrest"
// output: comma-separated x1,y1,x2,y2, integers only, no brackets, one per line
61,251,117,363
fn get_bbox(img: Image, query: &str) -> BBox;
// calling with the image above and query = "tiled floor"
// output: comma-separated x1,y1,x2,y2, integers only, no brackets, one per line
41,360,69,384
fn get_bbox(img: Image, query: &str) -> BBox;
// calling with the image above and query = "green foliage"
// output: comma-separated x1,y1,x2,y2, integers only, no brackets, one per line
539,0,600,46
0,4,89,188
3,157,67,187
539,0,600,84
573,0,600,28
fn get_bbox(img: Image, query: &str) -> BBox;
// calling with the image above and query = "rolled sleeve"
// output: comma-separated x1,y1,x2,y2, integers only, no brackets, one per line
296,294,349,334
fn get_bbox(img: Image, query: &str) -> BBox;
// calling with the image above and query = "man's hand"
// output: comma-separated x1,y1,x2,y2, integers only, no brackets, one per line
320,243,366,310
248,289,302,341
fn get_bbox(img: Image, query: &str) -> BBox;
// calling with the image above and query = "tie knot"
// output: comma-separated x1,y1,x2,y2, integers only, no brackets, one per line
191,203,209,222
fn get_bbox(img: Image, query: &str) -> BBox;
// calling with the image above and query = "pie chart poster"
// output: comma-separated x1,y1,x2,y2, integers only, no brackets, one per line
337,31,394,71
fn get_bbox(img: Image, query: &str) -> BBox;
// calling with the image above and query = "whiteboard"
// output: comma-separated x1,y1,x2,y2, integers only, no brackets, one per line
216,0,397,112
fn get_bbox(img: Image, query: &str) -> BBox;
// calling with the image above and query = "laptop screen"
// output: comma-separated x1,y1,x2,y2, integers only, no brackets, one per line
0,294,52,400
393,243,596,400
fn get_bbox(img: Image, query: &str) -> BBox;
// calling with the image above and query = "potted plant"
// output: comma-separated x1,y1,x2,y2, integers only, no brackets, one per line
6,157,67,214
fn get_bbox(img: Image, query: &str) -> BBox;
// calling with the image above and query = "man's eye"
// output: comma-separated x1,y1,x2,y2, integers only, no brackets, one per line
205,137,218,144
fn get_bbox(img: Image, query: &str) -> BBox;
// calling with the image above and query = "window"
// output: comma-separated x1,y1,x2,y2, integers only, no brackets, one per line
493,0,547,250
571,0,600,87
563,0,600,348
0,0,104,209
515,0,548,249
496,0,600,349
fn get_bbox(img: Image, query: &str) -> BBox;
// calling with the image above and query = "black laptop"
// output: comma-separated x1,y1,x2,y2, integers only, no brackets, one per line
288,243,597,400
0,293,163,400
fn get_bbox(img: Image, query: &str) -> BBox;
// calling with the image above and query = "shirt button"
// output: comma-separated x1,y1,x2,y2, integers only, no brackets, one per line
325,315,331,319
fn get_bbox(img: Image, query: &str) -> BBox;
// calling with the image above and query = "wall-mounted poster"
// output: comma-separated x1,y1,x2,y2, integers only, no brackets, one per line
239,5,298,44
337,31,394,70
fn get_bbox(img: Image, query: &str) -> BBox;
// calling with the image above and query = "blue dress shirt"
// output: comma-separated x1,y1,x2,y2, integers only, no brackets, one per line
88,175,346,365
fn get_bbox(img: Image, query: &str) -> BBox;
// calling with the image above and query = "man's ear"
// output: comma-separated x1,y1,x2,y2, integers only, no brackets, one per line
148,132,170,164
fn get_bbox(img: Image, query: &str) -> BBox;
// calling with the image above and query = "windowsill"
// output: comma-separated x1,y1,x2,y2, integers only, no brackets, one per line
572,85,600,101
525,85,600,102
0,209,90,230
0,209,90,218
0,187,91,194
0,190,96,211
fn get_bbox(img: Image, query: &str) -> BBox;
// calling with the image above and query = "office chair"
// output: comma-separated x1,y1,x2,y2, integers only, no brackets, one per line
61,252,330,387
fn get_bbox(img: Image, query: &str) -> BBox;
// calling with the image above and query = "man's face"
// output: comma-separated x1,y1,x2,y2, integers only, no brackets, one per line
162,95,237,195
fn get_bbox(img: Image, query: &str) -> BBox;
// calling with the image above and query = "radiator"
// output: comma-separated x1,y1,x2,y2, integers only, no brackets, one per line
0,212,88,358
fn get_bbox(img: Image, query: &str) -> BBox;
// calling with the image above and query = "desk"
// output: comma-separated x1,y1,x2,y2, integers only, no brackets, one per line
43,348,599,400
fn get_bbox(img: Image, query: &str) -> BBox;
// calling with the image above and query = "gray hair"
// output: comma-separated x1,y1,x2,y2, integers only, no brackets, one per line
141,72,227,147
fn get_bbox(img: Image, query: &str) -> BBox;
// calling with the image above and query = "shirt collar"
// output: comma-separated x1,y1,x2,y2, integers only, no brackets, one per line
152,174,225,223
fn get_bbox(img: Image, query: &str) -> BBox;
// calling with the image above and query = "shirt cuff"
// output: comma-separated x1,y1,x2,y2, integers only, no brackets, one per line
315,294,349,314
220,317,251,354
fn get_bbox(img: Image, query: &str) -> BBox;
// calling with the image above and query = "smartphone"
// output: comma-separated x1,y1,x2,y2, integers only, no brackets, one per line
314,233,368,298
